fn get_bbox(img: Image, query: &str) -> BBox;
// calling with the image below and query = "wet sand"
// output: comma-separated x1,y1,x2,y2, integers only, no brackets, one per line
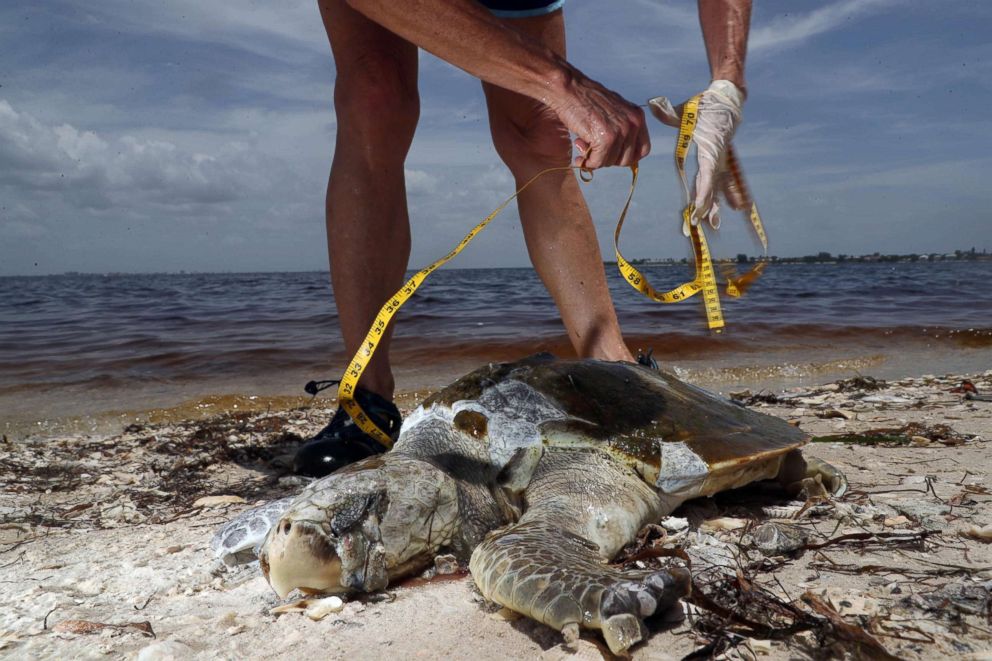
1,370,990,660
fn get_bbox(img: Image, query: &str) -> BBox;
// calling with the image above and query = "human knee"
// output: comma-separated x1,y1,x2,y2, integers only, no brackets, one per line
490,104,571,175
334,50,419,146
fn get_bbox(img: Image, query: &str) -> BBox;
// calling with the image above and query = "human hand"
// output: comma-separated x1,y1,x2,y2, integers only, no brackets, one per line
648,80,745,229
548,68,650,170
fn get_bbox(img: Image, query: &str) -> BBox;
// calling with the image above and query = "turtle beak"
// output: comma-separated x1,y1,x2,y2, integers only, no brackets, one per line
260,518,342,598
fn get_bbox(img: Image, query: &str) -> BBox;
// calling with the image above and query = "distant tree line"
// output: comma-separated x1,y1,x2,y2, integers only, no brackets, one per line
609,247,990,266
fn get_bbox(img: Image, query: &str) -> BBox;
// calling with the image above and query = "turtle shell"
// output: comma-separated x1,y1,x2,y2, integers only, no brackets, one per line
419,354,806,498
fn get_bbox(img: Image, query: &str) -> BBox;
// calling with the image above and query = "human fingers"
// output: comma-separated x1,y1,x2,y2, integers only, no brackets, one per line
588,100,647,168
553,74,645,169
721,168,748,210
573,139,591,168
617,106,649,167
692,152,718,223
647,96,680,128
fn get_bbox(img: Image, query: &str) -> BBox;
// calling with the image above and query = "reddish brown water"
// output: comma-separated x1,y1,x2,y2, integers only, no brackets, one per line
2,263,990,437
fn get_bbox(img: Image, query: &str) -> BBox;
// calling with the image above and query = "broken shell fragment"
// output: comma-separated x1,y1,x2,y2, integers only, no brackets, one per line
699,517,748,533
305,596,345,620
270,595,345,620
751,522,810,557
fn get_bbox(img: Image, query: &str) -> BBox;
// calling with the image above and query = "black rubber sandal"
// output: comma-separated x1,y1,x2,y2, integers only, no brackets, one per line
293,381,402,478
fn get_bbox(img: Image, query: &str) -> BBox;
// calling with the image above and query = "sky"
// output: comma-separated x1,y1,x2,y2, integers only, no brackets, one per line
0,0,989,275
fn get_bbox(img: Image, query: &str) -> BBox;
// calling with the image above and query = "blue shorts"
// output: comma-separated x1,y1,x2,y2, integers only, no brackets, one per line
477,0,564,19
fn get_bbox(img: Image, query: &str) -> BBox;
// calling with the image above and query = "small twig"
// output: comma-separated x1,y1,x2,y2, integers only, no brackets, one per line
803,530,933,552
43,605,58,630
0,551,25,569
859,487,930,495
134,592,156,611
801,592,900,661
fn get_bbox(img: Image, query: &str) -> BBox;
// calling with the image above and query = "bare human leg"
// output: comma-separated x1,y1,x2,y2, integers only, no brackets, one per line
318,0,420,401
482,11,634,362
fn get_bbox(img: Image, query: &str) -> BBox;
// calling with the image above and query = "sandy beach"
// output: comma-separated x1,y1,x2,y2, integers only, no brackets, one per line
2,369,991,660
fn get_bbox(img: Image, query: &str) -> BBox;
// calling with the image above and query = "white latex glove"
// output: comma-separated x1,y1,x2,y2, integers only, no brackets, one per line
648,80,745,230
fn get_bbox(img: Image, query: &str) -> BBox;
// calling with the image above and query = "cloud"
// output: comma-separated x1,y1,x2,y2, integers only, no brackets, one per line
0,1,988,275
0,100,257,210
405,169,439,195
0,219,49,240
54,0,327,63
750,0,895,54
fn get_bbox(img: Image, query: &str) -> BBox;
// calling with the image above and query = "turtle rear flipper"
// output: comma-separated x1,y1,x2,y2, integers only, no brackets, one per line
470,520,690,655
803,456,848,497
776,450,848,499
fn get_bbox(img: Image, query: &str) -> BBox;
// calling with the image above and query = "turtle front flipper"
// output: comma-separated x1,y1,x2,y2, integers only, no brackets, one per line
470,520,690,655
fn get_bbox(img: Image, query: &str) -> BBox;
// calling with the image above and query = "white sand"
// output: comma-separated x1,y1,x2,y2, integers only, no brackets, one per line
2,371,991,660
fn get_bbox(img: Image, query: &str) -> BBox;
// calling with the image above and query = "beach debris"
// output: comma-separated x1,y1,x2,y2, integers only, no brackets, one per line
859,394,915,405
100,497,145,526
270,596,345,620
729,390,784,406
193,495,246,508
889,501,951,531
749,522,810,557
304,596,346,621
815,408,855,420
700,517,749,533
684,532,741,576
961,524,992,543
920,581,992,617
800,592,899,660
951,379,992,402
836,375,887,392
661,516,690,532
759,503,806,519
53,618,155,637
812,422,973,446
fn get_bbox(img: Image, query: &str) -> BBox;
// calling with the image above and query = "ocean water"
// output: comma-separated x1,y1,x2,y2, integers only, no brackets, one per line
2,262,990,437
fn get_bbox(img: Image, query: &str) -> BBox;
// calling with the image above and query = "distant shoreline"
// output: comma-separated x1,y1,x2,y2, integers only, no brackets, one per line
2,252,991,278
619,249,992,267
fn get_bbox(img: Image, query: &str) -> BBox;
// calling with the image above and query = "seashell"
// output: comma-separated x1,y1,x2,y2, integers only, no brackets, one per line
270,596,345,620
699,517,748,532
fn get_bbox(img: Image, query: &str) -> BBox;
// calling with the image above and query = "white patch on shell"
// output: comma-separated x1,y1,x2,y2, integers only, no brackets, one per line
398,402,450,437
461,379,565,467
656,442,710,497
399,379,565,469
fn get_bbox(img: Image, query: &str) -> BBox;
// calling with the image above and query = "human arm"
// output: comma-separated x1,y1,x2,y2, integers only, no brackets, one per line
692,0,752,223
342,0,648,168
649,0,752,226
699,0,750,96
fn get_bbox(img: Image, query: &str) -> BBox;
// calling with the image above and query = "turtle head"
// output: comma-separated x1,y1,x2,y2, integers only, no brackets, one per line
259,455,459,598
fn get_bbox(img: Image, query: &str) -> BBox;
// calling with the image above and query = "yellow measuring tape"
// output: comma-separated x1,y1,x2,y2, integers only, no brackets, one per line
338,94,769,446
614,94,770,331
337,164,634,448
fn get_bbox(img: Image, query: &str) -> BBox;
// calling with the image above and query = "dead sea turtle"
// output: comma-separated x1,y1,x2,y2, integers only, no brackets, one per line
213,355,845,654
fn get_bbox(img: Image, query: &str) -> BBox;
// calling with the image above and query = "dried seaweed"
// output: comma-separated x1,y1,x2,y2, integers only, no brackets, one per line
800,592,899,660
836,375,887,392
812,422,972,446
729,390,785,406
0,409,306,531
